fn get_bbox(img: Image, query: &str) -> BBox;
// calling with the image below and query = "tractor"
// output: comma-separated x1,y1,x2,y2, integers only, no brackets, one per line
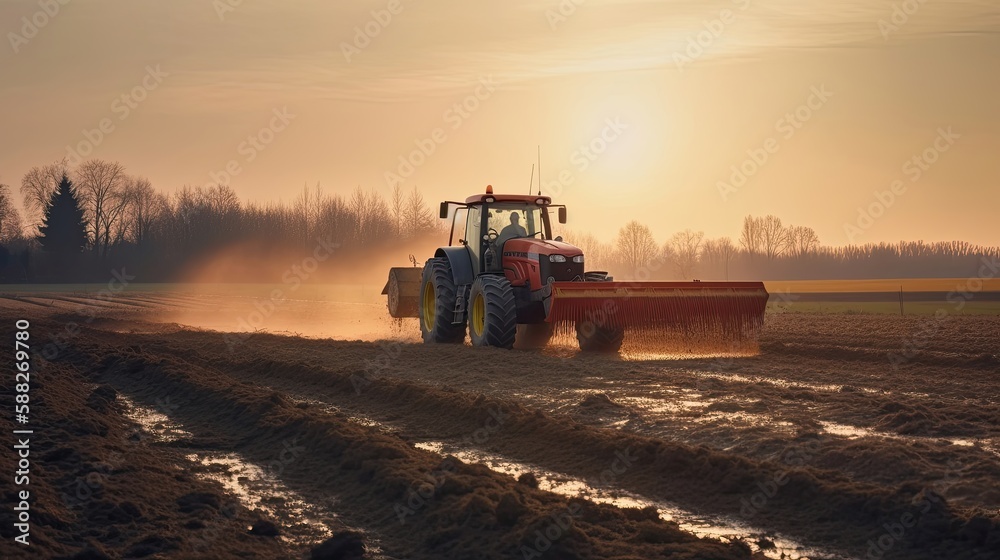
383,186,769,352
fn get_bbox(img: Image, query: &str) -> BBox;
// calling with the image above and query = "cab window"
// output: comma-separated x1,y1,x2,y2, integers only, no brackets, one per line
487,204,547,240
465,206,482,261
451,208,468,246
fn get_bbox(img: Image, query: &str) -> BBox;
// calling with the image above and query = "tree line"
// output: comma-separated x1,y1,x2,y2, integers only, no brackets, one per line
562,216,999,282
1,158,997,283
0,159,440,282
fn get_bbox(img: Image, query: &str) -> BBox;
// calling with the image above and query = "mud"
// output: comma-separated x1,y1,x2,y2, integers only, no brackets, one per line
1,295,998,559
413,440,835,560
0,356,293,559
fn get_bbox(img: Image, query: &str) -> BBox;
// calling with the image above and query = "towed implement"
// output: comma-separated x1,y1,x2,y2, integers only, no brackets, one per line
383,186,769,353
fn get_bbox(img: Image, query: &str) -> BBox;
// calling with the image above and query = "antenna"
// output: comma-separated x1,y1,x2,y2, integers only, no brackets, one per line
537,145,542,196
527,164,535,195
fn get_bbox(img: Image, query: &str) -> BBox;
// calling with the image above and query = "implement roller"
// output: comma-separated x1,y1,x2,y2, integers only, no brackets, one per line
383,186,769,353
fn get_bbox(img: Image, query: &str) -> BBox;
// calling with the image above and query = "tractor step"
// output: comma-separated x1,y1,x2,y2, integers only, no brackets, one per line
452,284,471,325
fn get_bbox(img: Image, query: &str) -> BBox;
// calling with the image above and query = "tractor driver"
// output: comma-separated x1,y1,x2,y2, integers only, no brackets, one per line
497,212,527,248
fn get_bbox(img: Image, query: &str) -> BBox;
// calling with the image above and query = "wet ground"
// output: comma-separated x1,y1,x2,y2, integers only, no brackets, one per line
1,290,998,559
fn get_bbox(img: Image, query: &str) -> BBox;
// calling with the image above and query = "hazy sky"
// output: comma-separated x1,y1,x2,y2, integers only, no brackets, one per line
2,0,999,246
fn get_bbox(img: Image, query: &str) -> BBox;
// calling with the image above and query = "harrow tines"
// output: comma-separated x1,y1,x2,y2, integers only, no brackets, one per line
547,281,770,356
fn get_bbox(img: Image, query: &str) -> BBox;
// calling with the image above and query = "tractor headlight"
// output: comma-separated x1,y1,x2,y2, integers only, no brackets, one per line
548,254,567,263
572,256,584,263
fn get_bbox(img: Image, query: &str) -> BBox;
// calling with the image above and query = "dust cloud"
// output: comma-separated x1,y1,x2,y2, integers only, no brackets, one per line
149,235,445,340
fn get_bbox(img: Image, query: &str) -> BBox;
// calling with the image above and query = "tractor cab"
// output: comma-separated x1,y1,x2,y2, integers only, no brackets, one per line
439,185,567,277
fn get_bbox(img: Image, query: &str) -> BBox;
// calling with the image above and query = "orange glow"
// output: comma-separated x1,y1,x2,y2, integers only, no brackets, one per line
1,1,998,247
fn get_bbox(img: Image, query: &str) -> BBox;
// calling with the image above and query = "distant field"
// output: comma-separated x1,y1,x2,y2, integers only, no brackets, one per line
2,280,998,316
0,283,382,302
765,278,1000,293
766,300,1000,315
762,278,1000,315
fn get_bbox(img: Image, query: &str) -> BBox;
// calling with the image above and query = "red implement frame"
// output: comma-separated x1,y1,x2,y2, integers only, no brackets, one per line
547,281,770,334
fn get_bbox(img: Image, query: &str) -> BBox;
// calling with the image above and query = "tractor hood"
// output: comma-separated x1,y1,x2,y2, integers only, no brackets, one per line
503,238,583,258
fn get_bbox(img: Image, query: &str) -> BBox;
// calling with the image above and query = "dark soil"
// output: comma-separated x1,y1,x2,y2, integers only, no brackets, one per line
1,299,998,560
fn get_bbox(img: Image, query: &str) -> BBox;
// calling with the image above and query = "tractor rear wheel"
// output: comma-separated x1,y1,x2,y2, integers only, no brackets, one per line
420,258,466,343
575,321,625,353
469,275,517,349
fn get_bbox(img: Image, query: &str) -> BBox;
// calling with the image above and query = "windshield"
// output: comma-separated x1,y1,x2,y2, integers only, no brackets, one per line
487,203,547,241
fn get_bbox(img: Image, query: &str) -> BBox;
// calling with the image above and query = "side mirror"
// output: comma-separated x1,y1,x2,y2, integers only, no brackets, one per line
558,207,567,224
439,202,449,219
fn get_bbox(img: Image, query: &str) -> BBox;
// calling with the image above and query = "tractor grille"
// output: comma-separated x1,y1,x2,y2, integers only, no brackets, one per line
539,258,584,283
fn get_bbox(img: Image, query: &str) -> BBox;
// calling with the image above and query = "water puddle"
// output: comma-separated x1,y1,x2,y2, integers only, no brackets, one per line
185,452,337,546
570,388,712,413
690,372,858,394
287,396,396,434
121,397,389,554
617,395,710,414
818,421,869,439
697,410,784,428
414,441,844,560
819,421,997,455
118,395,193,443
623,349,761,361
566,388,799,435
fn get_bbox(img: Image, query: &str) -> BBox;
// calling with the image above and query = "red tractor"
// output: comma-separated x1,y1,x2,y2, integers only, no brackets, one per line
383,186,768,352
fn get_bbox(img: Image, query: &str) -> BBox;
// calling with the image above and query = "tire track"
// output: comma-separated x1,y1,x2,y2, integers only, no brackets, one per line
78,328,1000,560
58,329,757,560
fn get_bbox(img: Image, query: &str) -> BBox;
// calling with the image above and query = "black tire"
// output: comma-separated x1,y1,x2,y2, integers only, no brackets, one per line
584,271,612,282
575,321,625,353
515,323,554,350
468,275,517,349
420,258,466,343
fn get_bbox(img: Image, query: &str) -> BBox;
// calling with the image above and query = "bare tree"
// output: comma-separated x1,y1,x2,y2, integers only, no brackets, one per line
349,186,391,245
0,184,24,243
786,225,820,257
390,183,405,237
739,216,762,259
171,185,199,243
402,186,434,237
19,160,68,229
202,184,240,216
760,215,788,260
122,176,162,246
317,193,353,246
294,182,324,246
667,229,704,280
615,221,658,277
564,230,612,271
349,186,369,245
702,237,737,280
76,160,128,258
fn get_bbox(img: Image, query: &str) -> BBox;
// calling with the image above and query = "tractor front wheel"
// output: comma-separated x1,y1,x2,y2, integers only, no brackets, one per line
469,275,517,349
420,258,466,343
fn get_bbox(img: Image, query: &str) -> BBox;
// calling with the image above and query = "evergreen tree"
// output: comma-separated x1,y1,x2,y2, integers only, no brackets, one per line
38,175,88,256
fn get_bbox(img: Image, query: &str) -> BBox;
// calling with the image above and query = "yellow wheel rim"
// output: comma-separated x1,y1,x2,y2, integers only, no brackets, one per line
422,281,436,331
471,292,486,338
